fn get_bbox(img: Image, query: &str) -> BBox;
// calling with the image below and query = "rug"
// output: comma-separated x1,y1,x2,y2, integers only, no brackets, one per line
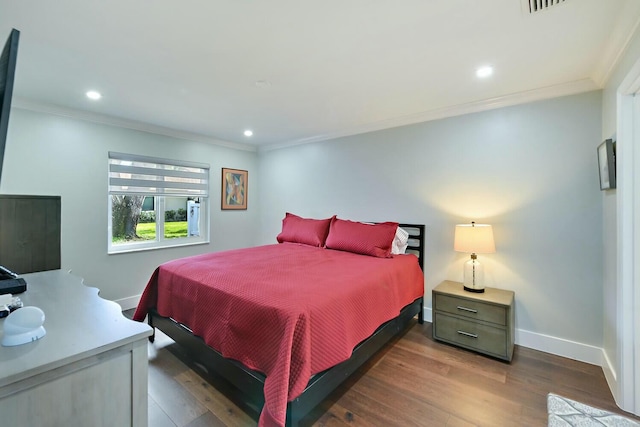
548,393,639,426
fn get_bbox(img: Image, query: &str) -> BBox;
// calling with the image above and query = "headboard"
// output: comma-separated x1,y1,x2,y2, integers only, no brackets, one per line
0,195,61,274
399,223,425,271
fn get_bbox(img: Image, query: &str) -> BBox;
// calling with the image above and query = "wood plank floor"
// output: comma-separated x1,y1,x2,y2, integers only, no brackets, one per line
135,316,640,426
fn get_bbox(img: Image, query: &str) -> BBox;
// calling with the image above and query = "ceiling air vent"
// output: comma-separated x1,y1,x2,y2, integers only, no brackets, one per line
524,0,566,13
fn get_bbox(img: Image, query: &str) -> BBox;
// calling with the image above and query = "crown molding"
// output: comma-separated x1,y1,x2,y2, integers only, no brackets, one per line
260,78,599,152
12,77,598,156
592,3,640,87
11,97,257,153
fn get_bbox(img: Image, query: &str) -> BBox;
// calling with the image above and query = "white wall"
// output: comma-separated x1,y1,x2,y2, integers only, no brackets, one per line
601,22,640,408
0,108,259,304
258,91,604,352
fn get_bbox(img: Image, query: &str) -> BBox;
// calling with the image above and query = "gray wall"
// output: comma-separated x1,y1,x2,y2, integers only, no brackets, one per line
0,108,259,302
0,90,606,351
258,91,603,346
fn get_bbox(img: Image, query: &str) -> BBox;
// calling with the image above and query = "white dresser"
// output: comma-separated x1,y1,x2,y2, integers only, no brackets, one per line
0,270,152,426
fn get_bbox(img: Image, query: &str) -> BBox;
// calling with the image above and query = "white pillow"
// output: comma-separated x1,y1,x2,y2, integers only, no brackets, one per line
391,226,409,255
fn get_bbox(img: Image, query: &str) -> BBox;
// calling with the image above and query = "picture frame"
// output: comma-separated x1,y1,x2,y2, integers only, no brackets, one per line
597,139,616,190
221,168,248,210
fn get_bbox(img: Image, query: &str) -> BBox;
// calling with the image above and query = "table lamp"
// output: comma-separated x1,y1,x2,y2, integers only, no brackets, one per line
454,222,495,293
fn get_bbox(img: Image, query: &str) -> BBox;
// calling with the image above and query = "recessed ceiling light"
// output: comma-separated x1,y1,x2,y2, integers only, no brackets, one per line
244,130,253,137
86,90,102,100
476,66,493,78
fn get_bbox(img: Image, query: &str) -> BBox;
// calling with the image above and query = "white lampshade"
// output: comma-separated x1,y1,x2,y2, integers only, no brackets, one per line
454,223,495,254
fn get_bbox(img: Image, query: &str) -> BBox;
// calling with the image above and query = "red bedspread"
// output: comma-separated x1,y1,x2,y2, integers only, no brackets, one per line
134,243,424,426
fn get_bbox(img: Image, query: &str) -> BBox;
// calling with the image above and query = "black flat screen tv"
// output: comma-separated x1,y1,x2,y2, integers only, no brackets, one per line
0,28,20,185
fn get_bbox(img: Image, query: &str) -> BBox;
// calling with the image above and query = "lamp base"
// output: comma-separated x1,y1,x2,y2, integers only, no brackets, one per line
462,255,485,293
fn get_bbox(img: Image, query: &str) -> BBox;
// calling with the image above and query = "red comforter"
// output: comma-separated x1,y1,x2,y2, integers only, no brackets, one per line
134,243,424,426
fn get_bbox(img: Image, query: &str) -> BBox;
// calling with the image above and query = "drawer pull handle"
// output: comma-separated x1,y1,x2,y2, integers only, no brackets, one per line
457,330,478,339
457,306,477,313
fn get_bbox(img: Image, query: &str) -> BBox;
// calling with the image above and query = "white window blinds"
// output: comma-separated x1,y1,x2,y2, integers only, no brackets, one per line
108,152,209,197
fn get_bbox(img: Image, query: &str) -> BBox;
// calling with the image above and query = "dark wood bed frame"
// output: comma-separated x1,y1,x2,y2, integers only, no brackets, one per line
147,223,425,426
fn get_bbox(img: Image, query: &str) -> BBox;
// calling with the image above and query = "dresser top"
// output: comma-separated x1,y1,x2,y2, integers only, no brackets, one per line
434,280,514,306
0,270,152,388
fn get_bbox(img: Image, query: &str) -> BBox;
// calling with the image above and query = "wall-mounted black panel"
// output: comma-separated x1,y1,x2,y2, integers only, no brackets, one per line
0,195,61,274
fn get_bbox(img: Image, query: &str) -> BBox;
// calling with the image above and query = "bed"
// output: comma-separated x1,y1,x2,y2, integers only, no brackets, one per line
134,216,425,427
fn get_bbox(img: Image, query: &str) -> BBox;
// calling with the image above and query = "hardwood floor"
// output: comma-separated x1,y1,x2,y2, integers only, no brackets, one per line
135,315,640,426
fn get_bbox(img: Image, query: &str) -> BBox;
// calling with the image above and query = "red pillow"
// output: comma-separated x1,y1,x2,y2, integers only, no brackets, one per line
276,213,334,247
325,218,398,258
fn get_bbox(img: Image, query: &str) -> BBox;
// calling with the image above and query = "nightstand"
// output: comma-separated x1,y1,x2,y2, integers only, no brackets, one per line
432,280,515,361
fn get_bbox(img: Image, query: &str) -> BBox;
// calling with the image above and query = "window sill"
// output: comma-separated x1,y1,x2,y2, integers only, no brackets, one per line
108,239,210,255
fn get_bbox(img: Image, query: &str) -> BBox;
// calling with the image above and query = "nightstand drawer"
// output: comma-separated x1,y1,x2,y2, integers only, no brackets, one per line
434,293,507,326
433,312,508,358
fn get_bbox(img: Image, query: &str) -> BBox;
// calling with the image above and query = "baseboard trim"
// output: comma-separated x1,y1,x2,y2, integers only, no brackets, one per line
424,307,433,323
423,307,604,366
602,349,620,405
115,294,141,311
515,329,603,366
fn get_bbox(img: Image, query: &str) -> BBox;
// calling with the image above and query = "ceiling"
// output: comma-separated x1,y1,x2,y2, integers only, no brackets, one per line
2,0,640,151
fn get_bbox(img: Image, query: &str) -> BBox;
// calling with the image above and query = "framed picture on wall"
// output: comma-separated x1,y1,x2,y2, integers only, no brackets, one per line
597,139,616,190
221,168,248,210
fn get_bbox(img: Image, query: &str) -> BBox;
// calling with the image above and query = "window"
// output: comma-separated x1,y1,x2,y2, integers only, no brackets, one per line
108,152,209,253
